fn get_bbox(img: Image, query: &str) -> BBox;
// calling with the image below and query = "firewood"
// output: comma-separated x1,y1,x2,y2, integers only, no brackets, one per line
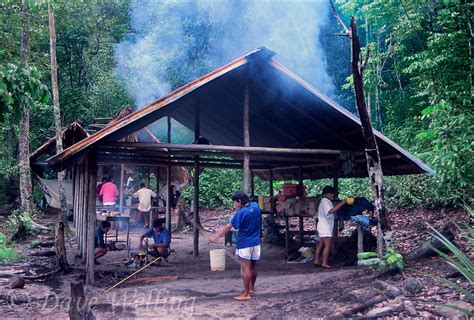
406,224,454,261
127,276,178,284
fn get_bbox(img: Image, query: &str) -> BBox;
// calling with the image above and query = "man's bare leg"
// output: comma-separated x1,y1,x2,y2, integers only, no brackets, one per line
250,260,257,293
94,247,107,264
234,258,252,300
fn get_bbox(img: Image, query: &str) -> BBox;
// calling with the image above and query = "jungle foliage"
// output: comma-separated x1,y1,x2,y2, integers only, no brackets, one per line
0,0,471,209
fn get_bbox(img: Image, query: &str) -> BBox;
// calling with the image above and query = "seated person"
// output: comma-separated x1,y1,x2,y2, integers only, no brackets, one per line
138,218,171,258
95,221,111,265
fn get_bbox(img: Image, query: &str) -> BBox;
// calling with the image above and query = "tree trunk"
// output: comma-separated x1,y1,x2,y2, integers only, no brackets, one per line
55,221,71,273
48,2,67,223
349,17,389,256
48,2,70,272
18,1,34,213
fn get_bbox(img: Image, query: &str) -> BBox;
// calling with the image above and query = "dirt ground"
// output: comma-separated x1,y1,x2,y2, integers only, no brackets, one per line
0,207,472,319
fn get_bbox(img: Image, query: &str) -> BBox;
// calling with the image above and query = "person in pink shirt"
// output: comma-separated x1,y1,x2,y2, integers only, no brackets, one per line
99,177,119,210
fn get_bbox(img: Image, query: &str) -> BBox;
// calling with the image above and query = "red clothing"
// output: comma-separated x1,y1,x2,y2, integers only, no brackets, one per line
99,181,119,204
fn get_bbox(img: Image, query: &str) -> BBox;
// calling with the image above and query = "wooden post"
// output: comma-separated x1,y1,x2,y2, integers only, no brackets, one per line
242,81,250,193
144,167,150,188
119,164,124,215
333,168,339,198
166,116,172,232
81,161,88,260
269,169,274,196
284,215,290,257
299,216,304,247
86,153,97,285
193,160,200,257
250,170,255,198
166,162,172,232
72,166,77,229
153,167,160,227
68,281,91,320
357,226,364,253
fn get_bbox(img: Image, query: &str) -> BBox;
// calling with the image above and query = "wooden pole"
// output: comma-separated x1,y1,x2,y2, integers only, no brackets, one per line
119,164,124,215
81,161,88,261
193,160,200,257
250,170,255,198
86,153,97,285
153,167,160,227
101,142,341,156
357,226,364,253
166,116,172,233
243,81,250,193
284,215,290,257
269,169,274,196
166,161,172,232
144,167,150,188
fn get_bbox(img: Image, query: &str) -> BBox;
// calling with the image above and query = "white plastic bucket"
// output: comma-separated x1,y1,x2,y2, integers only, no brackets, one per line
210,249,226,271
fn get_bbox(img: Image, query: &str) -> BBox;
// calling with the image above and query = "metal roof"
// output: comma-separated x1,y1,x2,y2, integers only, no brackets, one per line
47,47,434,180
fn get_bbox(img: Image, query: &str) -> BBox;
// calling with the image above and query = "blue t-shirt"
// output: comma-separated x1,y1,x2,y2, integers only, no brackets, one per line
95,226,106,248
230,202,261,249
143,228,171,245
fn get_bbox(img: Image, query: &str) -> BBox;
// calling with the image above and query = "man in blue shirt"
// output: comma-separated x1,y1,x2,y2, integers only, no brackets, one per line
95,221,111,265
138,218,171,258
209,191,261,301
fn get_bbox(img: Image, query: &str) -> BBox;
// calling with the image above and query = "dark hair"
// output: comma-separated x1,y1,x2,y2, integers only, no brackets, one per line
101,177,108,182
153,218,165,228
140,182,145,188
322,185,335,195
100,221,111,229
231,191,249,204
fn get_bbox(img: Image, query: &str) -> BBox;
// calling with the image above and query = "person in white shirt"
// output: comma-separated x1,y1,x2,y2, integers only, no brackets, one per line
133,183,157,228
314,185,346,269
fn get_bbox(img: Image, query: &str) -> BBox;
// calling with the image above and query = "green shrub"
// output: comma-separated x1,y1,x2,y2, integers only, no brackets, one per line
379,249,404,272
0,233,19,262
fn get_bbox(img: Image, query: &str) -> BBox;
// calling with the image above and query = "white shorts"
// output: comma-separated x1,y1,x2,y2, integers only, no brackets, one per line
235,245,261,260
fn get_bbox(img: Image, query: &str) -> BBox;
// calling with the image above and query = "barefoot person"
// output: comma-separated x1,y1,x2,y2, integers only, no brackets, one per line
209,191,261,301
138,218,171,258
314,186,346,269
95,221,111,264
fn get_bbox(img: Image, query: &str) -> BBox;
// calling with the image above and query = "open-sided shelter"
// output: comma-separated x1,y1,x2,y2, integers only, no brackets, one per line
45,47,433,285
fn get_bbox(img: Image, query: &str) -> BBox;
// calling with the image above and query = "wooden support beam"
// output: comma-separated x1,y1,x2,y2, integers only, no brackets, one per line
101,142,341,156
166,162,172,233
243,80,250,193
86,153,97,285
119,164,124,215
299,216,304,247
357,226,364,253
193,159,200,257
269,169,274,196
250,170,255,198
81,161,89,261
153,167,160,227
166,116,172,232
284,215,290,257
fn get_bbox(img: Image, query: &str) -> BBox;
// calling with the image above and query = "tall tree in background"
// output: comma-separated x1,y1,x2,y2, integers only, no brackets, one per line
48,0,70,273
18,0,34,213
48,1,66,221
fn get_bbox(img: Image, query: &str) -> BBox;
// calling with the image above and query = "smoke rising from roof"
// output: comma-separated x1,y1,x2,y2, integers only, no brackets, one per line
115,0,334,108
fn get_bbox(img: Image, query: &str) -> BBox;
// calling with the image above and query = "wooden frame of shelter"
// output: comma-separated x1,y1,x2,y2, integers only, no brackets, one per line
44,47,433,285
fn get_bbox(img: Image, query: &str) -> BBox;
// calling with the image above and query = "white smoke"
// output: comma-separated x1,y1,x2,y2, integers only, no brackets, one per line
115,0,334,108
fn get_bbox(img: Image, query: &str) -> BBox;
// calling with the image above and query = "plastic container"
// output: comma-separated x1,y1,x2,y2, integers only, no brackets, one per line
210,249,226,271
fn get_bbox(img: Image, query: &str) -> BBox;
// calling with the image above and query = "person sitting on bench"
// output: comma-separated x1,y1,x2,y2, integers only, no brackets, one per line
95,221,112,265
138,218,171,258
